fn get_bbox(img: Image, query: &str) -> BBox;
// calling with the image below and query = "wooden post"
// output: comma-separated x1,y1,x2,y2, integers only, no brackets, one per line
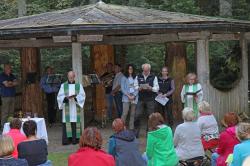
21,48,42,116
91,45,114,120
165,42,187,121
240,35,249,113
17,0,27,17
72,42,84,129
196,39,210,101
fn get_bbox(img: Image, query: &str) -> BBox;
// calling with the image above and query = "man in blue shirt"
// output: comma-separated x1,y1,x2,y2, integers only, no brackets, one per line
40,66,60,127
0,64,18,128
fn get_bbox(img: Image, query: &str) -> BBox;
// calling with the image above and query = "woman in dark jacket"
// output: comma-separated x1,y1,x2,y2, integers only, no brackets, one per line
108,118,146,166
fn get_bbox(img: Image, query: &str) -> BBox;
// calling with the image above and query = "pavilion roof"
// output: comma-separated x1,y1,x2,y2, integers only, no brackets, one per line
0,1,250,39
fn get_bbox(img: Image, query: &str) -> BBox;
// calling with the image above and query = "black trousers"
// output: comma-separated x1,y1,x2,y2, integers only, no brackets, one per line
134,100,155,137
62,122,78,145
46,93,57,124
156,102,174,128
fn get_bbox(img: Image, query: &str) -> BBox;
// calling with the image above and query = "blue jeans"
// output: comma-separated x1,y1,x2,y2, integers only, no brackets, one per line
105,94,113,119
114,91,123,118
37,160,52,166
211,152,219,166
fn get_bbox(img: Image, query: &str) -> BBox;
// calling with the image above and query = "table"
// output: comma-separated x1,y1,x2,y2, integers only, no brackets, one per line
2,118,48,144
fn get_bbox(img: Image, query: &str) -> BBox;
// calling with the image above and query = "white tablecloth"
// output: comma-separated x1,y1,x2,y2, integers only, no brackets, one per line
2,118,48,144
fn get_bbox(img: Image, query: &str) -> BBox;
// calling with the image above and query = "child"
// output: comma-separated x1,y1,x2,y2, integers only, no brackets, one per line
181,73,203,118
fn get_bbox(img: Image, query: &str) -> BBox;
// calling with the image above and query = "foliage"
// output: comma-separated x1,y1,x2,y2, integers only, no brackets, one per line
0,0,248,91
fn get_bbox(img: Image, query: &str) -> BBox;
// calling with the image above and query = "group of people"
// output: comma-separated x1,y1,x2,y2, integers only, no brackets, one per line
0,118,50,166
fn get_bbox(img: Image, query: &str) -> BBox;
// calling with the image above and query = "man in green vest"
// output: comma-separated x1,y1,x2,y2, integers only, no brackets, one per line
57,71,85,145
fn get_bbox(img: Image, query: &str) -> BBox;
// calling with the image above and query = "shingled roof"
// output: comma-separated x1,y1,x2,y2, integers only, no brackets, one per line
0,1,250,39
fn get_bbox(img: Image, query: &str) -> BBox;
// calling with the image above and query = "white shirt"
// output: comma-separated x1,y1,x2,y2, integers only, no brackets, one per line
180,83,203,107
197,115,219,136
134,73,159,93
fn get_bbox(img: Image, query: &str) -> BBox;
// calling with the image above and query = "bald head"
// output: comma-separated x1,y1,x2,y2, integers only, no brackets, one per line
67,71,76,83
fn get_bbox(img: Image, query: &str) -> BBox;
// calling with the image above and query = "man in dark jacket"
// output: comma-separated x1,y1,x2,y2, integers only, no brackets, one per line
108,118,146,166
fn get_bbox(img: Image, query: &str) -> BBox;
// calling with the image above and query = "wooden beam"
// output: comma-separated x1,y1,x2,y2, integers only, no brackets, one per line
0,39,71,48
77,35,103,42
72,42,84,129
53,36,72,43
210,33,240,41
240,34,249,113
196,39,210,101
178,31,210,40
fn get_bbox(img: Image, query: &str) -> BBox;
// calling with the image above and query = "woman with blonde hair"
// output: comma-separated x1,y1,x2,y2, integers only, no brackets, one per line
0,135,28,166
181,73,203,118
197,101,219,150
231,122,250,166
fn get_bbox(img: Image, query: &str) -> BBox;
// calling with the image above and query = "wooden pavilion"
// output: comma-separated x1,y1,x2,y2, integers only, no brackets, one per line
0,1,249,127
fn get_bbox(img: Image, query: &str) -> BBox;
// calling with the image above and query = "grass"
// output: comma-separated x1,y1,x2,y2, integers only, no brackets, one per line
48,152,71,166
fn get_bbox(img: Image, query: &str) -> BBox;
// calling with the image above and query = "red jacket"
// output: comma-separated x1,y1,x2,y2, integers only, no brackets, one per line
68,147,115,166
5,129,26,158
216,126,240,166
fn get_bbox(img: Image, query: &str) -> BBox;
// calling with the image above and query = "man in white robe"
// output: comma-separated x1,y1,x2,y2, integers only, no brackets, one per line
57,71,85,145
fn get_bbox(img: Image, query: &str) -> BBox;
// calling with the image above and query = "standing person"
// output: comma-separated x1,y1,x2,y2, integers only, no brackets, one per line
111,64,124,118
40,66,60,127
181,73,203,118
100,63,115,121
68,127,115,166
120,64,138,130
108,118,146,166
134,63,159,137
146,112,178,166
0,64,18,128
5,118,26,158
57,71,86,145
156,66,175,128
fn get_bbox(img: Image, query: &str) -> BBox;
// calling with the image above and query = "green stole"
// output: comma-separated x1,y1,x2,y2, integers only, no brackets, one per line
63,82,81,138
184,84,198,117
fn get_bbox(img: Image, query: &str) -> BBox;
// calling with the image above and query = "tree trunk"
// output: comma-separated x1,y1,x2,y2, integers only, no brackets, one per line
20,48,43,116
219,0,232,17
17,0,27,17
91,45,114,120
165,42,187,122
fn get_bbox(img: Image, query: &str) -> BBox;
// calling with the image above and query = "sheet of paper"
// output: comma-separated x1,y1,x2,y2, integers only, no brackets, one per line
140,83,149,89
155,95,169,106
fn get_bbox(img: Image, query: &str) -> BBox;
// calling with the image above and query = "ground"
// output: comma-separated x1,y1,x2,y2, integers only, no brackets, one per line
47,122,147,166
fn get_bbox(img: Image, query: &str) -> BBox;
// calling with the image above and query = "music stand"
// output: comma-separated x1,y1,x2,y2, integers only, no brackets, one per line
87,74,102,127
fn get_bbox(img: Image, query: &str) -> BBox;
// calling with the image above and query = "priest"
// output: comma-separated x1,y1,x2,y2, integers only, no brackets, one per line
57,71,86,145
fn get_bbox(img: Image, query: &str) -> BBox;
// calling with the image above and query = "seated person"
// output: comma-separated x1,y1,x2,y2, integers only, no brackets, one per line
0,135,28,166
5,118,26,158
108,118,146,166
231,122,250,166
68,127,115,166
197,101,219,150
17,120,51,166
146,112,178,166
174,107,205,161
211,112,240,166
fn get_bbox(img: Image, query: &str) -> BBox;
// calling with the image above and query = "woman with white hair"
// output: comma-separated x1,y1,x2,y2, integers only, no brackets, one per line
174,107,204,161
197,101,219,150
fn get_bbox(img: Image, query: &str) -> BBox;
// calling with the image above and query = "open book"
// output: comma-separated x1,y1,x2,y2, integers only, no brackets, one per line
186,89,202,96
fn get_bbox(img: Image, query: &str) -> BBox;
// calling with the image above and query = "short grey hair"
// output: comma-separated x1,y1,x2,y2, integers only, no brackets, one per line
141,63,151,70
182,107,196,122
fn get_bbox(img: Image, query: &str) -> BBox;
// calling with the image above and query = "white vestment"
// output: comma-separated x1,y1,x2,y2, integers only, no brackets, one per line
57,83,86,122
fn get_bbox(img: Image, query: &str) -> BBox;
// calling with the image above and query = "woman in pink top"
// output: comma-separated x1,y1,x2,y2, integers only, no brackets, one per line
5,118,26,158
211,112,240,166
